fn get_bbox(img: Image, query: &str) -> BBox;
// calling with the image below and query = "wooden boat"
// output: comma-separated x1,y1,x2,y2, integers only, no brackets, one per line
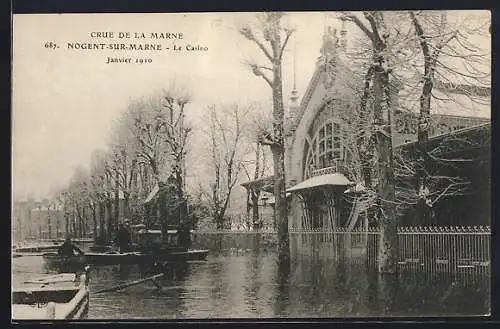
133,229,209,262
12,270,90,320
14,243,62,253
88,245,114,252
83,251,143,265
151,249,210,262
42,253,86,268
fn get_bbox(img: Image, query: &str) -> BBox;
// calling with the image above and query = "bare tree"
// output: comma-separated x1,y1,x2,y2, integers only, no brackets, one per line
241,102,273,229
125,98,167,185
202,104,247,229
339,11,489,240
341,11,398,274
239,12,294,262
157,88,192,246
406,10,490,223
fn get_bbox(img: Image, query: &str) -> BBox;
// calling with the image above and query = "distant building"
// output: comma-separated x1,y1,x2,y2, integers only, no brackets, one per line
12,198,36,242
30,204,64,240
12,198,64,241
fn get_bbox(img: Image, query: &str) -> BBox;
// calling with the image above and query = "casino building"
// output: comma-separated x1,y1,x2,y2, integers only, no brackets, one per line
241,26,491,231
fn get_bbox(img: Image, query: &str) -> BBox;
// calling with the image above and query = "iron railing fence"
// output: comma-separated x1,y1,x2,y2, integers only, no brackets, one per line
193,226,491,276
289,226,491,276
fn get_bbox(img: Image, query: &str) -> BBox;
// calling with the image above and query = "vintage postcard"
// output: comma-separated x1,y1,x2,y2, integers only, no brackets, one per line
12,11,491,320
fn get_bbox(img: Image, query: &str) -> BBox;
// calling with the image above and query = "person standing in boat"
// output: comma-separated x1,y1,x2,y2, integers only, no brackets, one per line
115,223,131,253
58,236,83,257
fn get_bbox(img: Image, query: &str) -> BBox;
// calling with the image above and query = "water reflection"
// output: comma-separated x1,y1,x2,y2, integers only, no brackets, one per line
12,234,490,319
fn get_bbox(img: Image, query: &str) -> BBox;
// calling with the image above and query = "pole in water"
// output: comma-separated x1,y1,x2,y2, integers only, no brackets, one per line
92,273,165,294
46,302,56,319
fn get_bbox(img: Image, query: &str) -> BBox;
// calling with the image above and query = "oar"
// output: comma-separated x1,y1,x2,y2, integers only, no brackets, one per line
92,273,165,294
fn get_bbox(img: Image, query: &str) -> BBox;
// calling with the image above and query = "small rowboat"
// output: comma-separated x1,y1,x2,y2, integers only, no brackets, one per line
158,249,210,262
42,253,86,268
41,249,209,267
83,251,143,265
12,269,90,320
13,243,62,253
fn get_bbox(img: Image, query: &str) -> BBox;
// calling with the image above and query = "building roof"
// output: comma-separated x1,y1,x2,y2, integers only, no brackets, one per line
267,193,292,205
30,205,63,212
287,173,352,193
240,176,275,193
396,122,491,152
288,30,490,137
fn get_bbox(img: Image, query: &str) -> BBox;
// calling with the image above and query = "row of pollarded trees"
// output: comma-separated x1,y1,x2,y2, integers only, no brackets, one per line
52,86,275,242
53,87,194,244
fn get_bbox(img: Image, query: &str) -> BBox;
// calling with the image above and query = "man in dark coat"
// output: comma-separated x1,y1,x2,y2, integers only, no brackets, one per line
116,224,131,253
58,236,83,257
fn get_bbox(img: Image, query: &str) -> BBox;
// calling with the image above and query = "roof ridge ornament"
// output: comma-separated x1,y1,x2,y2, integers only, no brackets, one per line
319,26,339,89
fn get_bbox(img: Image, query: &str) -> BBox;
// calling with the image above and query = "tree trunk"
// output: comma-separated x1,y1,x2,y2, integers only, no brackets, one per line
252,141,262,230
106,199,113,243
175,168,190,248
123,193,130,219
47,210,52,239
96,202,103,242
92,203,98,241
246,189,251,223
272,60,289,265
115,171,120,225
71,204,76,237
55,213,60,239
82,207,87,238
373,67,398,274
416,64,434,225
64,209,69,237
251,191,261,230
215,212,224,230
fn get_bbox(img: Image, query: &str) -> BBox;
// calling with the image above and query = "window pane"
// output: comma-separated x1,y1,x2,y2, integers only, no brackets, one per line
326,138,332,150
319,128,325,139
333,122,340,132
319,155,325,168
333,136,341,149
326,152,336,167
333,151,341,158
319,141,325,153
326,123,332,136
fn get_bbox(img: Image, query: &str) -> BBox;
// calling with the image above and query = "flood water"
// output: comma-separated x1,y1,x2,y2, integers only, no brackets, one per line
11,234,490,319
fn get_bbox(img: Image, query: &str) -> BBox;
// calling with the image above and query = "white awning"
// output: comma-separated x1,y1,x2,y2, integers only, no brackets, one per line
287,173,352,193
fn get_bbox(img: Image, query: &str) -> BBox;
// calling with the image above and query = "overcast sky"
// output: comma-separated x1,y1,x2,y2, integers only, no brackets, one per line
12,11,490,200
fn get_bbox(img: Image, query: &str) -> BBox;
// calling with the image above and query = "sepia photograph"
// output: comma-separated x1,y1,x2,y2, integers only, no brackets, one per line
11,10,491,320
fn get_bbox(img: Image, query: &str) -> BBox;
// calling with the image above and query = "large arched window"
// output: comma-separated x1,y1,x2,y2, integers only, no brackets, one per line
304,119,343,178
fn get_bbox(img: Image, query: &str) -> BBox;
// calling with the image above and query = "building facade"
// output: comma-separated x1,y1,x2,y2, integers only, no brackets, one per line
12,199,65,242
242,26,490,231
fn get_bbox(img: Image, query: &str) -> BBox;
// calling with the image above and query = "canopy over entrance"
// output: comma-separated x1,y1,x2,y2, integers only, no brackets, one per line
287,173,352,193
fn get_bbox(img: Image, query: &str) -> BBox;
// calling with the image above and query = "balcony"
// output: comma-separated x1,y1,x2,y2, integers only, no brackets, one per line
311,160,341,177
